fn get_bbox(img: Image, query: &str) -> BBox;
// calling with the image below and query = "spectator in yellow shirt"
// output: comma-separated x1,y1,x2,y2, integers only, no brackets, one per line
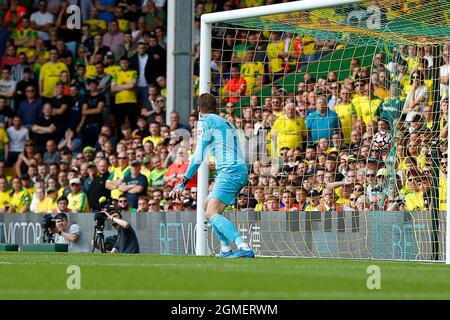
0,176,11,212
404,171,425,211
33,188,49,213
9,177,31,213
271,102,306,155
67,178,90,212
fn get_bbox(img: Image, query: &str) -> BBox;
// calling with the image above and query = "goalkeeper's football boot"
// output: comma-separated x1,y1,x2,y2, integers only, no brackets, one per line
226,248,255,258
218,250,234,258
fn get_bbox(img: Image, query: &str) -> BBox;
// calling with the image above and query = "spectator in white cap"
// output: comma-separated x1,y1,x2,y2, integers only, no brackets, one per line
67,177,90,212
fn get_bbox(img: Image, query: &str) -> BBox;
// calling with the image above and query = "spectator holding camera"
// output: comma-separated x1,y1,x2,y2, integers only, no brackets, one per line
104,210,140,254
53,212,83,252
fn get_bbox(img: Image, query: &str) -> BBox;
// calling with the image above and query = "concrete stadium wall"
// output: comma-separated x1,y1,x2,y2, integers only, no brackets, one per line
0,211,446,261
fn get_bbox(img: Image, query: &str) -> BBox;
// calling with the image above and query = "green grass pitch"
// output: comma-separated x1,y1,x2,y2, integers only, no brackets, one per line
0,252,449,300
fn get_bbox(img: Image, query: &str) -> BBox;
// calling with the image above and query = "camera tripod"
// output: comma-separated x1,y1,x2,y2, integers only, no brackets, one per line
92,224,106,253
42,229,54,243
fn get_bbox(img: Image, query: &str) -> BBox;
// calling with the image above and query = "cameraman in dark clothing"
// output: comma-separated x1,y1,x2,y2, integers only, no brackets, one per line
104,210,140,254
88,159,110,211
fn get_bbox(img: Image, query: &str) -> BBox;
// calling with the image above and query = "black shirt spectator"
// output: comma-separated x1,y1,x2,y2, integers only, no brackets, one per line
67,86,84,133
0,97,13,124
146,33,166,80
32,104,59,154
114,218,140,254
87,159,111,211
83,90,105,126
15,68,38,106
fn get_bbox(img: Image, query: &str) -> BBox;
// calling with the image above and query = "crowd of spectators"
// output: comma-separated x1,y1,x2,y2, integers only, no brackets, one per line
0,0,448,215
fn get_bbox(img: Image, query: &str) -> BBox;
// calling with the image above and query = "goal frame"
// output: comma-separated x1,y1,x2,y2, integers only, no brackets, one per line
196,0,450,264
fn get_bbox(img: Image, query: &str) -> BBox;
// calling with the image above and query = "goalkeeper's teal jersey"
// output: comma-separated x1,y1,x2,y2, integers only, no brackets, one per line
185,114,247,179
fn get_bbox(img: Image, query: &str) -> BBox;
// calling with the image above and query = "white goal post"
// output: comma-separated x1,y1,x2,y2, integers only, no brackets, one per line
196,0,450,264
196,0,365,256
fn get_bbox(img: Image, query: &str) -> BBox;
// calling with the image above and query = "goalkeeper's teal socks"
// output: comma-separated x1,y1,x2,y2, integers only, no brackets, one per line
211,223,231,252
210,214,247,250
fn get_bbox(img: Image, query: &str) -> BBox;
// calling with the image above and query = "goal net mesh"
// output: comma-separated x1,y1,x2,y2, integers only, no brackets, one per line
202,0,449,261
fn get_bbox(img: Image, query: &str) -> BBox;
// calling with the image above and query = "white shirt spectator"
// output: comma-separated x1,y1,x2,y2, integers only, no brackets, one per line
30,11,54,41
0,79,17,110
54,223,83,252
404,84,429,112
6,125,29,152
440,63,449,98
138,54,149,87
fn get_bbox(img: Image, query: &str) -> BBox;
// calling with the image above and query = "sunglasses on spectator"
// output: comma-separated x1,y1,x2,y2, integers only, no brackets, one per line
148,202,157,206
367,174,375,177
118,157,127,160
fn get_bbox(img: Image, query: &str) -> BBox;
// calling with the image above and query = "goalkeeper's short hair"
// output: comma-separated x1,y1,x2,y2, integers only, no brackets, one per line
198,93,218,114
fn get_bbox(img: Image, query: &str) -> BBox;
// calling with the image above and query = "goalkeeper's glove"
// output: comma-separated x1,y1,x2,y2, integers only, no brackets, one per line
169,176,190,199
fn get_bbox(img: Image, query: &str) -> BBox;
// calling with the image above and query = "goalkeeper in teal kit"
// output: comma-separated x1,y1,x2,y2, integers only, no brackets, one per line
170,93,255,258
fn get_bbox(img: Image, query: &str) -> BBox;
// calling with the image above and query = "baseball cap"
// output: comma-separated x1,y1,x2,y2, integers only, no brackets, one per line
347,154,357,162
309,189,320,197
60,159,70,164
106,51,114,57
47,186,57,193
377,168,388,177
69,178,81,185
131,160,141,166
87,161,97,168
83,146,96,153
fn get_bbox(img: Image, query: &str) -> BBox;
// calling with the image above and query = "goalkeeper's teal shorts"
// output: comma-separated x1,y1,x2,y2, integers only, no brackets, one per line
209,170,248,206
